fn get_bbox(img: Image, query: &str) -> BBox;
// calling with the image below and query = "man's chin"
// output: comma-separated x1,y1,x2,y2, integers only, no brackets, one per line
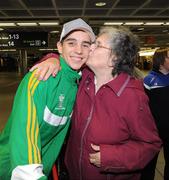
70,65,82,71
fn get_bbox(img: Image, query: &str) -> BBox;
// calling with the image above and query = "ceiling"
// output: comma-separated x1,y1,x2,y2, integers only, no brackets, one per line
0,0,169,48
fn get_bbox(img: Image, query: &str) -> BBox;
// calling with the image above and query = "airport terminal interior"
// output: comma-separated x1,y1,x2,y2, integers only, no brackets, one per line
0,0,168,179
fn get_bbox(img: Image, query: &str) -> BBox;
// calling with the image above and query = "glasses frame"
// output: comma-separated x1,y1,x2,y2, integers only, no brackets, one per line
93,42,112,51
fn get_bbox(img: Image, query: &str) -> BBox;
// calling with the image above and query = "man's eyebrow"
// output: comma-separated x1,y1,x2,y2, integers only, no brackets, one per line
64,38,76,42
64,38,91,45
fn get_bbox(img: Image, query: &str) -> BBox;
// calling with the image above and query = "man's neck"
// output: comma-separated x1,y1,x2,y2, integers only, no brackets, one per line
159,68,169,75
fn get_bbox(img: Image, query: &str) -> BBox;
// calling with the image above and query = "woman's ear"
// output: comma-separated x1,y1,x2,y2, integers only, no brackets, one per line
110,54,117,66
57,42,63,54
112,54,117,61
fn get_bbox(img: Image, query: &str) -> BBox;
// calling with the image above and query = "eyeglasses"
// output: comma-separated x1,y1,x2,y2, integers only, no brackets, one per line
92,42,112,51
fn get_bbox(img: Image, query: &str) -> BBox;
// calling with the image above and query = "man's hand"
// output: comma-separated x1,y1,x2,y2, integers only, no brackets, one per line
89,144,101,167
29,58,61,81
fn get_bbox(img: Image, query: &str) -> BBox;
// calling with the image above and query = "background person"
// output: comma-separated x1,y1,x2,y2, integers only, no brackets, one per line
143,48,169,180
0,18,95,180
31,26,162,180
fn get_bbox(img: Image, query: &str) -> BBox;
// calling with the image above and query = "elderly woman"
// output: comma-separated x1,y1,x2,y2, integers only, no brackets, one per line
31,26,161,180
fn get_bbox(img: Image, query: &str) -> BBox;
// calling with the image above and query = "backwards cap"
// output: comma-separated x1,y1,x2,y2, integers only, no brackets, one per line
60,18,95,42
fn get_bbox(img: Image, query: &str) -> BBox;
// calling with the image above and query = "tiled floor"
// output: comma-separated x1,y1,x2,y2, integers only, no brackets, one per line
0,72,165,179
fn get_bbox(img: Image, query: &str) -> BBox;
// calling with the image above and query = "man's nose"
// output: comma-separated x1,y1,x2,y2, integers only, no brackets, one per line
75,44,83,53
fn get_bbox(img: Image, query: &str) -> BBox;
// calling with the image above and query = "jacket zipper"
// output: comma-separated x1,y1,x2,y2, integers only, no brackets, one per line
79,105,94,180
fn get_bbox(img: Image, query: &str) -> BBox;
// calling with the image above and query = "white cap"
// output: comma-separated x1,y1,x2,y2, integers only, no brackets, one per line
60,18,95,42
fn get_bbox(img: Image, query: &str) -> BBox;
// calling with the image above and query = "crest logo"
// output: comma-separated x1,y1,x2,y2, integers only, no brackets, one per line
55,94,65,110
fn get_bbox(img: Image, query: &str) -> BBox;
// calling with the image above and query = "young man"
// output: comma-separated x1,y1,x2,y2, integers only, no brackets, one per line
0,18,95,180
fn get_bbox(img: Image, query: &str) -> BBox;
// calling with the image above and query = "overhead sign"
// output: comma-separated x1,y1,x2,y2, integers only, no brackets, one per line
0,32,48,48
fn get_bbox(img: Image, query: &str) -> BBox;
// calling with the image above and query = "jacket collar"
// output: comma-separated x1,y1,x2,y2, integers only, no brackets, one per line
106,73,131,96
86,72,143,96
60,56,81,82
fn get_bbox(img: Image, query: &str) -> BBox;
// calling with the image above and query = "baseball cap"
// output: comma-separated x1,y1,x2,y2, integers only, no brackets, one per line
60,18,95,42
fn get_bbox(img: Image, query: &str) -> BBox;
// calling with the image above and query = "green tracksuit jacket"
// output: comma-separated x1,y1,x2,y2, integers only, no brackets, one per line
0,57,80,180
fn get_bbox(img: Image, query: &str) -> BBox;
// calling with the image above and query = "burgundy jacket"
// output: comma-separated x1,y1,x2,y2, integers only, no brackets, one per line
65,68,161,180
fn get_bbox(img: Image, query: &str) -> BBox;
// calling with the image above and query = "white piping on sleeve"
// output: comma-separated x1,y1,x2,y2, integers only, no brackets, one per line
44,106,68,126
11,164,45,180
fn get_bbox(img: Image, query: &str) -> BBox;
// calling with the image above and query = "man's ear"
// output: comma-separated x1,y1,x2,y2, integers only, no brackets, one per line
57,42,63,54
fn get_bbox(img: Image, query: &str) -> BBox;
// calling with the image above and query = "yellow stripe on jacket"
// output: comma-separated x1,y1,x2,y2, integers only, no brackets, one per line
26,72,40,164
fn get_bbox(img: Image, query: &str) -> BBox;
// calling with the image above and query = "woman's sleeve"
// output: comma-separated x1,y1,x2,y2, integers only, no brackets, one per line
35,53,59,64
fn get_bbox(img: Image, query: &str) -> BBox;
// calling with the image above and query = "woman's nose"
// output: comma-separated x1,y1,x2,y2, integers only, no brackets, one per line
90,43,96,51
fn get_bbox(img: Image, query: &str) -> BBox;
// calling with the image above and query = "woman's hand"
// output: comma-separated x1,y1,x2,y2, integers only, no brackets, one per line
29,57,61,81
89,144,101,167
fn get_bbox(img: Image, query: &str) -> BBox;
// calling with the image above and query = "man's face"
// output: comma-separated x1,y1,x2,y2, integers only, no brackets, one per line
57,30,91,70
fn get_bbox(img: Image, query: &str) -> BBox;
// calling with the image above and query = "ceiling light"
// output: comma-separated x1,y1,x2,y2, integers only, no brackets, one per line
95,2,106,7
50,30,59,33
0,23,16,26
0,49,16,52
139,48,158,56
39,48,58,51
164,22,169,25
137,27,144,31
17,22,38,26
144,22,164,25
124,22,144,25
39,22,59,26
104,22,123,25
0,28,4,31
139,51,155,56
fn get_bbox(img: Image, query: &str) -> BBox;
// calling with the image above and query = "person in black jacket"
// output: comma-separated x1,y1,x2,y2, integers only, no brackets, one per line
143,48,169,180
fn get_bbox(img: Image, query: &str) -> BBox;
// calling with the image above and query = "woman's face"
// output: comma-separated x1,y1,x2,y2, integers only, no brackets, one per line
86,33,116,71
